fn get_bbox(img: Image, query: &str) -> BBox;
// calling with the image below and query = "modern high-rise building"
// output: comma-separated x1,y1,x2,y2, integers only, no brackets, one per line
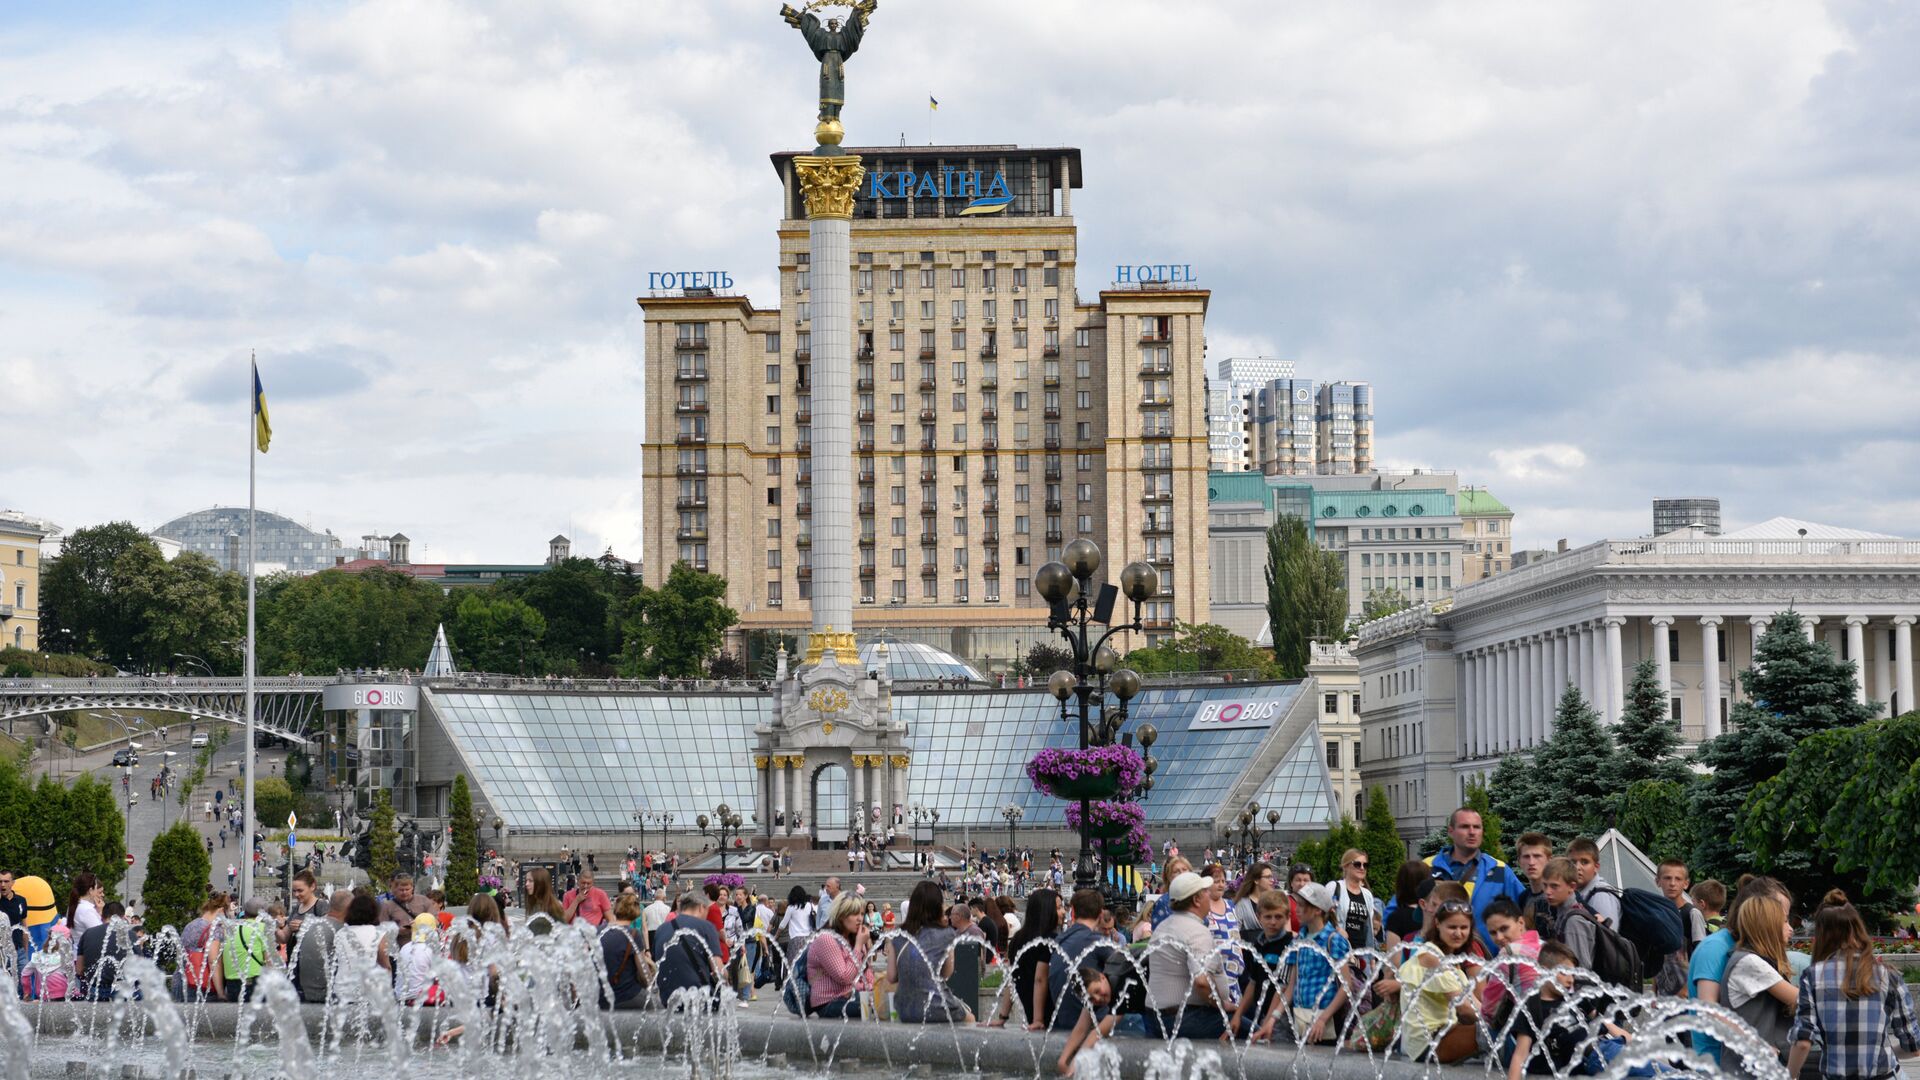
640,144,1213,668
1316,380,1373,475
1653,497,1721,536
1251,377,1318,476
1209,357,1294,472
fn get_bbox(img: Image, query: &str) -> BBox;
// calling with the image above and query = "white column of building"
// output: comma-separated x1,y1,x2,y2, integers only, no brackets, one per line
1803,615,1821,644
771,757,786,833
893,759,910,818
1451,653,1466,753
1576,624,1594,706
1604,617,1626,723
1846,616,1869,706
1530,636,1547,743
1701,617,1724,740
850,756,864,830
881,755,895,822
1650,617,1673,723
1550,629,1569,731
1509,640,1524,750
1748,615,1771,676
1499,643,1515,751
1482,653,1497,753
1517,638,1535,748
1895,616,1915,717
1873,627,1893,718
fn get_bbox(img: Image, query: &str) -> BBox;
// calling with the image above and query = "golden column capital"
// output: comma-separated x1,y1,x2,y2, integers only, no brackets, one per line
803,625,860,666
794,155,866,221
889,754,910,769
754,755,769,769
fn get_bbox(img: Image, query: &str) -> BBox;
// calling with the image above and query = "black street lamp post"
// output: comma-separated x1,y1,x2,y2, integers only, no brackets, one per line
1034,539,1159,897
698,804,743,872
1000,802,1023,857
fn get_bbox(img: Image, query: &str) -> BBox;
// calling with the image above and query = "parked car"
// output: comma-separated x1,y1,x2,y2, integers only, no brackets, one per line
110,748,138,767
190,732,209,748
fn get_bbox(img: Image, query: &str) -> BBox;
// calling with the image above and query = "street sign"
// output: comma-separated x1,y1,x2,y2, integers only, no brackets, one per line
123,853,134,867
288,833,297,849
287,811,298,830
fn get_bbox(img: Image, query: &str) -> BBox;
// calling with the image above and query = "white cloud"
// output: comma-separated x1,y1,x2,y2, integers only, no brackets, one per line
2,0,1918,565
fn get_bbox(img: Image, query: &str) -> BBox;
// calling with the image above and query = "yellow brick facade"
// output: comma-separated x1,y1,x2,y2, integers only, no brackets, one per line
639,146,1210,668
0,518,44,651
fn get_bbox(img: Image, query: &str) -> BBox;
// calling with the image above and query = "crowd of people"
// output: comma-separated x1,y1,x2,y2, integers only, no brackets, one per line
3,807,1917,1079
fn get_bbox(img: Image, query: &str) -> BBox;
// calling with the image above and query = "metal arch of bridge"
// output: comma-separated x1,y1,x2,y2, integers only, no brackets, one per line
0,677,322,744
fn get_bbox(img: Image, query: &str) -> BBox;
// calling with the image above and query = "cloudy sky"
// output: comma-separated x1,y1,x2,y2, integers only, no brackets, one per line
4,0,1919,562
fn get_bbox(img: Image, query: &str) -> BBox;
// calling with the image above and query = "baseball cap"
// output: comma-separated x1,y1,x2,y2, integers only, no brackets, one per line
412,912,438,933
1167,871,1213,903
1295,882,1335,912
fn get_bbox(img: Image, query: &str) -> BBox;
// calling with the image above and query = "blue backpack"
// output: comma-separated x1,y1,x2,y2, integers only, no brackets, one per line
1591,885,1687,976
781,937,814,1016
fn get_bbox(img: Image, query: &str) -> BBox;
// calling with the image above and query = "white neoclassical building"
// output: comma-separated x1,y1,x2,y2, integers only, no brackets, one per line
1353,517,1920,839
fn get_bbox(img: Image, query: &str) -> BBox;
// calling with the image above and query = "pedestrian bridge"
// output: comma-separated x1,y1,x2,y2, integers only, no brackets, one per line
0,676,323,743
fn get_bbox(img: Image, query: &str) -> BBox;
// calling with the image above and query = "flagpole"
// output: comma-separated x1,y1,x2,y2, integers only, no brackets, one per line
242,352,258,901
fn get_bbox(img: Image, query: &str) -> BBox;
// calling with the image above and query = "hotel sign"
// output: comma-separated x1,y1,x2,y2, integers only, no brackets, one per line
1115,264,1197,285
647,271,736,290
1190,698,1281,730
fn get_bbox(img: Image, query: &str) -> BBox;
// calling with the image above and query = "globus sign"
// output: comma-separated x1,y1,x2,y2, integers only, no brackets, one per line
321,684,418,712
1191,699,1281,729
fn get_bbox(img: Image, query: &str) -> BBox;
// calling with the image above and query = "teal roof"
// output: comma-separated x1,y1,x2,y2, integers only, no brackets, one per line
1312,489,1454,521
1456,488,1512,516
1207,472,1274,508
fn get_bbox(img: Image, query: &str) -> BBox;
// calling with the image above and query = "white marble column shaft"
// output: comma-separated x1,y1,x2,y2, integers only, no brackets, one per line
807,214,855,637
1604,617,1625,724
1846,616,1869,706
1701,617,1724,740
1895,617,1915,717
1651,617,1673,723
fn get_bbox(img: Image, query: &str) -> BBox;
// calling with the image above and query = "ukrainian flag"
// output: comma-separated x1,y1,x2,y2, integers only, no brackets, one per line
929,94,938,110
253,360,272,453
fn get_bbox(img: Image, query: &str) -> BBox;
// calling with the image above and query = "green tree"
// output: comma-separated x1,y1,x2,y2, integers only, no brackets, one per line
1691,610,1878,888
1739,710,1920,901
1023,641,1073,677
1490,684,1618,843
1462,777,1505,863
445,775,480,901
1263,518,1348,679
1123,622,1275,676
37,521,163,669
1361,587,1413,623
142,821,212,931
616,562,739,677
450,591,548,675
1617,779,1695,865
1357,788,1406,895
257,567,445,674
1612,659,1691,791
252,776,297,830
0,762,127,905
502,558,621,673
130,551,245,674
368,788,398,887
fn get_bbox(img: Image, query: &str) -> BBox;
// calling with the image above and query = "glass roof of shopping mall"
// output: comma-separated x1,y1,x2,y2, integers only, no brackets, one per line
430,681,1332,833
857,639,988,685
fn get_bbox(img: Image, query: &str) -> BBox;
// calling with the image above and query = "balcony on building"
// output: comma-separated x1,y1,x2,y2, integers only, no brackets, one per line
676,495,708,509
1143,490,1173,503
796,473,812,486
858,345,875,359
1045,499,1062,512
1142,520,1173,535
675,527,708,541
1139,328,1170,344
921,438,937,451
1046,530,1065,544
1143,428,1174,440
981,406,997,420
675,401,708,413
857,377,875,392
857,438,876,452
1043,345,1060,357
983,563,1000,575
980,375,998,390
857,408,874,422
919,347,937,360
675,366,708,382
982,534,999,547
675,335,708,351
690,560,709,572
798,566,812,579
1138,397,1172,408
795,534,812,547
921,565,938,577
920,466,938,482
920,504,938,517
1139,360,1172,375
796,439,812,452
1149,552,1174,568
795,349,812,362
919,378,937,392
1045,464,1062,480
1043,372,1060,386
1043,437,1061,450
919,408,936,422
981,437,998,449
796,503,813,517
1043,406,1060,419
979,345,998,358
675,432,708,445
858,500,875,515
675,464,708,477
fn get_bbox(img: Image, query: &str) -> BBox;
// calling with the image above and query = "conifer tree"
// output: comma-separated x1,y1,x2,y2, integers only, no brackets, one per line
1612,659,1691,790
142,821,211,932
1692,610,1878,888
444,775,480,901
368,788,398,887
1357,788,1405,894
1491,684,1617,843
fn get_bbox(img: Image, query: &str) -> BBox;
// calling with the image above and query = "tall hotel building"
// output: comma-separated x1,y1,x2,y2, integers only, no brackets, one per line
639,146,1212,667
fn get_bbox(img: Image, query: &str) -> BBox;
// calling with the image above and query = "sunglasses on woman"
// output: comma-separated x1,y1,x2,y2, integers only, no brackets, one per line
1347,861,1368,869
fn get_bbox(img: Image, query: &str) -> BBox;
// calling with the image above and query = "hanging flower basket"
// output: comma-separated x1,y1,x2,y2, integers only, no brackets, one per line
1026,745,1146,800
1098,822,1155,867
703,873,745,891
1066,800,1146,840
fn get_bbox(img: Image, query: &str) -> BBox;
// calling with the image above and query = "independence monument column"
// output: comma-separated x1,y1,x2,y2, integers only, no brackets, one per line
760,2,907,850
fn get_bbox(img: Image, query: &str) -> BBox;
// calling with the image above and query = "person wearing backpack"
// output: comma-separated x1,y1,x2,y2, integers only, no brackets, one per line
1722,892,1798,1059
1565,838,1622,928
1401,808,1528,956
1324,848,1378,950
219,898,275,1002
1538,858,1597,971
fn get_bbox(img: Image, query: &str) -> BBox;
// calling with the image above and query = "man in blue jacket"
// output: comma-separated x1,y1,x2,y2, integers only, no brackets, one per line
1412,807,1527,953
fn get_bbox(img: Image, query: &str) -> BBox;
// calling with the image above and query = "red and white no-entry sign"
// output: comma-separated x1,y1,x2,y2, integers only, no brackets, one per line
124,853,135,867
